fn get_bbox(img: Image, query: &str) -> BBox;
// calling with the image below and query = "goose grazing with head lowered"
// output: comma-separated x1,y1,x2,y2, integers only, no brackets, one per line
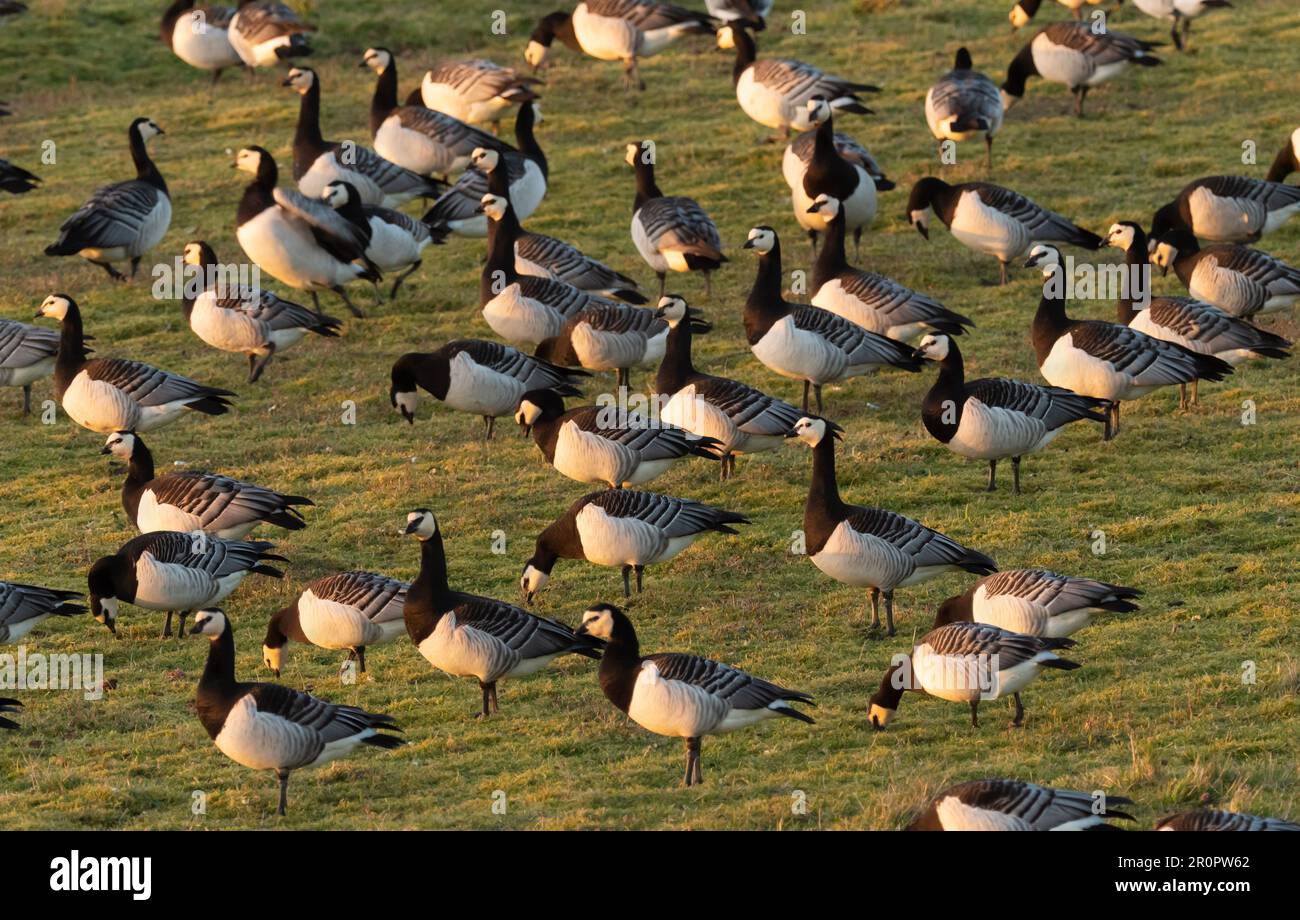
534,300,668,389
1151,228,1300,319
420,58,542,133
915,333,1107,494
934,569,1142,638
718,22,877,141
925,48,1003,168
283,67,443,207
37,294,235,434
263,571,408,679
521,489,750,600
1156,809,1300,832
44,117,170,281
576,603,813,787
808,195,972,342
233,146,379,319
420,106,549,241
181,241,341,383
1026,245,1234,435
103,430,312,540
743,225,922,413
161,1,242,84
0,318,59,414
0,581,84,644
908,778,1134,831
515,387,723,488
362,47,509,179
390,339,587,439
192,609,401,816
1106,222,1290,406
227,0,313,70
626,141,726,298
654,294,801,480
1130,0,1234,52
0,156,39,194
783,98,877,257
906,177,1102,284
1265,128,1299,184
403,509,601,718
869,621,1079,729
323,181,433,303
525,0,716,90
1150,176,1300,246
88,530,285,638
1002,21,1161,118
793,416,997,635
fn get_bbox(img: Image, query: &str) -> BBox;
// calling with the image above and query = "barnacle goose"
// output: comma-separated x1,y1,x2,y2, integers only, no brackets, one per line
808,195,972,341
323,181,433,302
1009,0,1106,29
706,0,771,24
103,430,312,540
362,47,509,179
233,146,379,319
535,301,668,388
160,1,242,84
1130,0,1233,52
0,317,58,413
934,569,1142,638
869,621,1079,729
480,192,622,345
1149,176,1300,245
283,67,442,207
793,416,997,635
1026,245,1233,436
784,122,893,257
654,294,801,479
906,177,1102,284
908,778,1134,831
420,104,549,241
525,0,716,90
420,58,542,132
1002,21,1161,117
0,697,18,731
263,571,408,678
916,334,1106,493
718,22,877,140
520,490,750,600
576,603,813,786
1152,228,1300,318
1265,128,1299,184
743,225,922,412
627,141,726,298
88,531,285,637
37,294,234,434
1107,222,1289,406
0,581,83,644
783,98,876,257
403,509,601,718
925,48,1003,168
193,609,401,816
0,156,39,194
227,0,313,70
44,118,170,281
1156,809,1300,831
389,339,587,438
181,241,341,382
516,387,723,487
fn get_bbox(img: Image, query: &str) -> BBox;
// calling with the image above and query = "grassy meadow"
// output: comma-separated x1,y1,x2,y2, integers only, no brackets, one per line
0,0,1298,829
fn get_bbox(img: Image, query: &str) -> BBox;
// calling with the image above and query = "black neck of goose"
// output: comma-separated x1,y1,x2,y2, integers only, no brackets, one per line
744,240,788,344
1116,230,1151,325
130,127,167,195
482,212,521,303
294,79,327,168
1031,270,1071,365
53,302,89,392
237,158,277,226
730,29,756,85
656,319,698,394
807,115,851,189
405,530,451,638
161,0,190,44
122,438,155,523
514,104,547,179
1003,43,1037,99
370,61,399,135
812,207,849,288
1169,244,1197,285
182,250,215,318
597,618,642,714
871,662,906,711
921,345,965,444
632,157,662,212
808,434,845,518
1265,142,1299,184
529,411,563,463
199,622,237,696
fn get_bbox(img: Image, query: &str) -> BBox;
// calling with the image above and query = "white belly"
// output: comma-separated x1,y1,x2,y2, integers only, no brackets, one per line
627,665,727,738
416,613,505,682
298,589,378,650
134,552,222,610
810,521,913,590
190,297,269,354
735,67,791,129
297,154,384,207
237,208,354,292
553,421,637,487
573,5,637,60
62,371,140,432
950,194,1029,261
947,399,1056,460
135,490,202,534
1040,334,1150,401
444,353,524,416
481,283,565,345
172,16,241,70
575,504,678,566
751,315,849,384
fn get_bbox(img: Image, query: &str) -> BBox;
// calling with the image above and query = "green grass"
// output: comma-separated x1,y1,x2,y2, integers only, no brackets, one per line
1,0,1298,829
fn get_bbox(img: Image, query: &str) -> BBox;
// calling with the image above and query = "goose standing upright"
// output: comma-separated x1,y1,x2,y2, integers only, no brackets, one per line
626,141,726,298
192,609,401,816
742,226,922,412
323,181,433,302
575,603,813,787
0,317,59,413
793,416,997,635
1001,21,1161,117
534,300,668,389
160,1,242,84
103,430,312,539
925,48,1003,168
1025,244,1233,436
1130,0,1234,52
402,510,601,718
1265,128,1299,184
0,581,83,644
226,0,313,70
44,118,171,281
808,195,973,342
1149,176,1300,245
420,58,541,132
654,294,801,479
908,778,1134,831
1151,228,1300,318
38,294,235,434
784,98,876,257
934,569,1142,638
915,333,1107,493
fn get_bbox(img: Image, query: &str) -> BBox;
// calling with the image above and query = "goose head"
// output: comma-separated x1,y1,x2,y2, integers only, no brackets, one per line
625,141,653,168
906,177,949,241
1150,227,1196,276
130,117,165,144
515,388,565,434
471,147,501,174
914,333,951,363
525,12,569,71
189,609,228,638
574,603,623,642
803,96,831,128
807,193,841,220
1024,243,1062,275
389,354,422,424
101,430,138,460
322,180,355,209
360,47,392,74
742,226,776,254
791,416,843,447
86,557,121,636
182,240,218,270
403,508,438,540
36,293,75,321
1103,221,1144,254
654,293,689,326
233,146,269,176
477,193,508,221
281,66,316,94
519,554,553,604
715,23,738,50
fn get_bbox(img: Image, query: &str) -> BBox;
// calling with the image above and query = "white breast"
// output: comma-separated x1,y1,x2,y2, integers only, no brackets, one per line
135,490,202,534
735,67,791,129
574,503,669,566
171,15,241,70
630,212,669,273
935,796,1032,831
572,4,638,60
1040,333,1152,401
237,207,353,292
1031,33,1092,88
553,420,638,487
751,315,848,384
190,295,270,354
63,371,141,432
950,193,1029,261
481,283,565,345
1188,186,1265,242
627,662,728,738
970,585,1050,636
660,387,743,453
134,550,219,610
947,398,1056,460
443,351,523,416
570,322,648,371
298,588,381,650
416,611,509,682
214,695,304,770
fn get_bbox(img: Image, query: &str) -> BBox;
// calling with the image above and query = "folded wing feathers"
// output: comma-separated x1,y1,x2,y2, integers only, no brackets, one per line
966,377,1107,427
591,489,750,535
647,652,814,713
84,357,235,405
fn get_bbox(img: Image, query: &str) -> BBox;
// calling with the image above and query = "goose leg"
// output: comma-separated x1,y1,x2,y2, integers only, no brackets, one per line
1178,383,1187,410
998,260,1008,285
276,769,291,816
1103,404,1113,441
484,415,496,440
719,452,731,482
488,682,499,714
987,459,997,492
985,134,994,170
389,261,421,300
357,647,367,675
92,261,125,282
969,701,979,727
884,590,896,637
22,384,31,415
617,367,629,389
727,454,736,479
1012,691,1025,727
249,348,275,384
478,682,492,719
634,565,644,593
703,271,713,301
176,610,190,638
814,384,823,414
684,737,702,786
692,741,703,785
1075,86,1089,118
1011,456,1022,495
1182,18,1193,52
801,380,810,413
1114,401,1121,437
130,257,141,279
621,565,632,598
162,611,173,638
1192,379,1199,406
868,587,881,630
211,68,223,86
331,285,367,319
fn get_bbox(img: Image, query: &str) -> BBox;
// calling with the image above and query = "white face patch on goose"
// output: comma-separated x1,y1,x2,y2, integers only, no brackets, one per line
393,390,419,420
524,41,548,68
234,148,261,175
579,607,615,640
516,400,542,427
285,68,313,93
405,510,437,539
917,334,949,361
139,120,163,142
38,295,71,320
910,209,930,231
1028,244,1061,274
812,194,840,219
362,48,391,72
868,703,895,728
479,194,507,221
624,143,640,167
746,227,775,253
520,564,548,597
793,416,827,446
191,609,227,637
716,25,736,50
656,295,688,325
1152,241,1176,270
806,98,831,124
182,243,202,266
104,431,135,458
1106,223,1135,251
96,596,119,624
323,183,350,208
471,148,500,172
